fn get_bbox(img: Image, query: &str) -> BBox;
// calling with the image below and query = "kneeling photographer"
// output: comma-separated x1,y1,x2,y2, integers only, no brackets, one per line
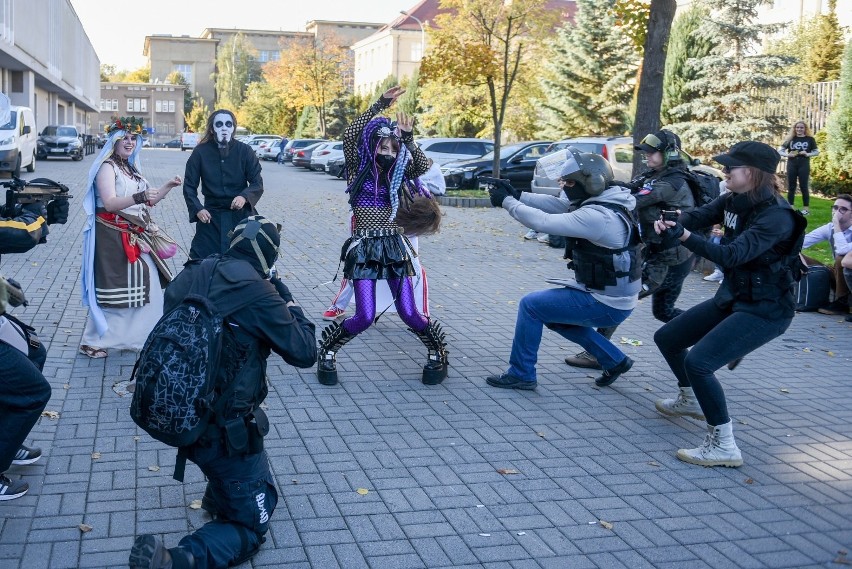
0,178,69,500
483,147,642,391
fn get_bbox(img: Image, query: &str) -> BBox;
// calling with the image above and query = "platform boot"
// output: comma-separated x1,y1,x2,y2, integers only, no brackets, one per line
411,319,449,385
317,321,356,386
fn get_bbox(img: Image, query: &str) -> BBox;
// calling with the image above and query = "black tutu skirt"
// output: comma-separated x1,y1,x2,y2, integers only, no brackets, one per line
342,234,415,280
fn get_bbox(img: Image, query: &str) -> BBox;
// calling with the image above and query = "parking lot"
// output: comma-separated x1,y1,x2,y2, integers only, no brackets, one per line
1,148,850,568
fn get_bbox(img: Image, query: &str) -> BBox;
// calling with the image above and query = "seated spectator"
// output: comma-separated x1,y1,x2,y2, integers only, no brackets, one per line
801,194,852,315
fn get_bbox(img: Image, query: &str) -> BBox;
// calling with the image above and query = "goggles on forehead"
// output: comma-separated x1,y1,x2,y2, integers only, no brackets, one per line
214,120,234,128
639,133,665,151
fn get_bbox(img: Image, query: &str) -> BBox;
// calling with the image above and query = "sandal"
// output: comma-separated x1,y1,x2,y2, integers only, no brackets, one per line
79,345,107,359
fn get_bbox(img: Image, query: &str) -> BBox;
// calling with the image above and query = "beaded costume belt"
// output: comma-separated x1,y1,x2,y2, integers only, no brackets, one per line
351,227,404,238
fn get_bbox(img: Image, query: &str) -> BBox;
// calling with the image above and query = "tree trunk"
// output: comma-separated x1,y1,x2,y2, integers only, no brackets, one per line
632,0,677,178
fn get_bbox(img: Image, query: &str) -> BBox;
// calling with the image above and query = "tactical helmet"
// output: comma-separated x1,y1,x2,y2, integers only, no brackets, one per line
635,130,682,164
228,215,280,277
559,147,614,196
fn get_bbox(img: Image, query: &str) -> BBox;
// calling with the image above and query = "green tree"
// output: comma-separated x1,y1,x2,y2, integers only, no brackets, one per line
184,95,208,133
165,71,194,115
100,64,117,82
418,80,489,137
124,66,151,83
803,0,844,82
660,3,718,123
666,0,794,157
813,40,852,195
421,0,558,177
215,33,260,109
238,83,289,135
540,0,639,138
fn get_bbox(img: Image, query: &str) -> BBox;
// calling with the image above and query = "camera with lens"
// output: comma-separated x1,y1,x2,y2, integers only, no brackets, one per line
661,210,679,222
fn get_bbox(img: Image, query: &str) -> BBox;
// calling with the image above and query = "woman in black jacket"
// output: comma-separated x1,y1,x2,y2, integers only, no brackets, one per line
652,141,807,468
778,121,819,215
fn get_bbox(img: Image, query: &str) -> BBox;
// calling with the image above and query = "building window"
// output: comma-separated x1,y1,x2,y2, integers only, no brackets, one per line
112,99,118,111
173,63,192,84
155,100,162,113
127,99,133,112
168,100,175,113
140,99,147,112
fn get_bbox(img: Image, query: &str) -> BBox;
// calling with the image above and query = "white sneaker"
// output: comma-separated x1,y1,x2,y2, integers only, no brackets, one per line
537,234,550,244
703,269,724,282
655,387,705,420
676,421,743,467
523,229,540,240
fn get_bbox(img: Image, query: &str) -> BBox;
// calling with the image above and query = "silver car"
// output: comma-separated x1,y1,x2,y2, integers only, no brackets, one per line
531,136,634,196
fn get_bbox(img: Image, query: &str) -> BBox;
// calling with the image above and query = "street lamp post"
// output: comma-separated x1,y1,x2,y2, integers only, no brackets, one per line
399,10,425,62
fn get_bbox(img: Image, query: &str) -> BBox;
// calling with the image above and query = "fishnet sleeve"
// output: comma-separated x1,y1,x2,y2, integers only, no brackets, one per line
344,97,391,183
402,132,430,179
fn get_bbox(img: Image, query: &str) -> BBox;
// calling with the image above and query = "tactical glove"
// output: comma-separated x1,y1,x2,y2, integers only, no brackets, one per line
46,199,69,225
269,276,294,304
481,177,520,207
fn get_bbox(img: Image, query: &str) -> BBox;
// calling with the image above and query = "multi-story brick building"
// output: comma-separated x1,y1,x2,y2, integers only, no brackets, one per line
97,82,186,145
143,21,382,111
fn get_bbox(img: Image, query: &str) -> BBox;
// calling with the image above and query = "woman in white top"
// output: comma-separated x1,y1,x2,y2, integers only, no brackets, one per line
79,117,181,358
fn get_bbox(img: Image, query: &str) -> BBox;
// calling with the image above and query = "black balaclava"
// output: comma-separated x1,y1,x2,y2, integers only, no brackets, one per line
227,215,280,277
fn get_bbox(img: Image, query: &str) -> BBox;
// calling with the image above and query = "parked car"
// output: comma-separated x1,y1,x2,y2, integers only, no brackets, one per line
180,132,199,151
96,133,107,148
282,138,324,163
441,141,553,191
292,142,325,168
531,136,633,195
326,156,346,178
0,105,37,176
417,138,494,166
244,136,282,158
310,141,343,171
36,125,83,161
257,139,285,161
159,138,181,148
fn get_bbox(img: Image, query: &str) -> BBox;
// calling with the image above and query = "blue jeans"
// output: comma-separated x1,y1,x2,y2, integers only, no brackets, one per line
0,341,51,473
654,299,792,425
507,288,633,382
179,440,278,569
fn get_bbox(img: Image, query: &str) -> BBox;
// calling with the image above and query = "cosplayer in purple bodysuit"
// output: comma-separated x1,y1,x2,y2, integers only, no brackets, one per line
317,86,447,386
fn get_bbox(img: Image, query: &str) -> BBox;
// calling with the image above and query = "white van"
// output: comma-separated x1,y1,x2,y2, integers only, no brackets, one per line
0,106,37,176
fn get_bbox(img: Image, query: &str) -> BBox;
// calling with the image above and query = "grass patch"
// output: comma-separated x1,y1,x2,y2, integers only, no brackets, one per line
800,195,834,265
444,189,489,198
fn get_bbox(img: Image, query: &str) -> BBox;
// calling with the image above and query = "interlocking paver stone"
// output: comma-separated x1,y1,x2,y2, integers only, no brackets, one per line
0,152,849,568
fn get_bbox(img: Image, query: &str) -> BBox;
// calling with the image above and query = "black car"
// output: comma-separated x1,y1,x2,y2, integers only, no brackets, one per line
441,141,553,191
36,125,84,161
326,156,345,178
282,138,324,163
161,139,181,148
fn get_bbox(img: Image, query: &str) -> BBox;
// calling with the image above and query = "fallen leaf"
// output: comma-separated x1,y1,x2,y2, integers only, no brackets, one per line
647,461,661,467
835,550,852,566
745,478,754,484
780,388,790,393
803,347,811,352
827,351,835,357
63,384,70,390
41,410,60,419
356,488,369,495
737,420,748,425
479,533,491,537
91,452,101,460
619,337,643,346
292,479,299,485
148,465,160,472
599,520,613,530
644,385,653,391
517,531,526,536
188,500,202,510
497,468,520,475
133,436,140,442
536,432,545,438
476,504,485,508
78,524,93,533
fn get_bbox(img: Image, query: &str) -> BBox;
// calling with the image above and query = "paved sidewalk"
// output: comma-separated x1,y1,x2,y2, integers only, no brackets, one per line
1,151,850,568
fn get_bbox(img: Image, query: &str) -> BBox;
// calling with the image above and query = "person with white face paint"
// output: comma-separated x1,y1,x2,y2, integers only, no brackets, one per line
183,110,264,259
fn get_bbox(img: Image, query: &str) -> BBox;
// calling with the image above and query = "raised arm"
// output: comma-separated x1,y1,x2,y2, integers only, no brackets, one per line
343,86,405,182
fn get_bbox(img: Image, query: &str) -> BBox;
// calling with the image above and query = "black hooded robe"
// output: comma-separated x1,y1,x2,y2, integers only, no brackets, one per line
183,139,264,259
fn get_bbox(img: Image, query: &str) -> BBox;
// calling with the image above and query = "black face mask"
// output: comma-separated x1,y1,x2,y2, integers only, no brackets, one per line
376,154,396,172
563,181,588,203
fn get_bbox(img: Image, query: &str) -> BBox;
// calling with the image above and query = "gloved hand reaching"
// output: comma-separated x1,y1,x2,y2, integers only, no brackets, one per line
46,199,69,225
269,276,294,304
481,177,520,208
662,220,685,240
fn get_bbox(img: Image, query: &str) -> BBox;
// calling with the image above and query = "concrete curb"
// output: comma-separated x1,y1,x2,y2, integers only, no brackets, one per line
437,195,491,208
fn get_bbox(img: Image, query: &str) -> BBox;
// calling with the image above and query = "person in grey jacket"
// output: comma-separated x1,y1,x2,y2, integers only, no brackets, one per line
484,147,642,391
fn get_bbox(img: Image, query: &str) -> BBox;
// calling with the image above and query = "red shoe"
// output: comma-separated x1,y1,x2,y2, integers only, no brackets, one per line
322,307,346,320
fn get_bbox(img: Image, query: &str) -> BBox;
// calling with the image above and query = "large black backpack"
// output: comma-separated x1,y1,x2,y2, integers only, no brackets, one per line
685,169,721,207
130,259,227,449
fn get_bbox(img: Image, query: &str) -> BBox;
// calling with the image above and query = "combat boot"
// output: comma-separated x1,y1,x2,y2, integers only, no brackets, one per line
412,319,449,385
676,421,743,467
655,387,705,420
129,535,196,569
317,321,356,386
